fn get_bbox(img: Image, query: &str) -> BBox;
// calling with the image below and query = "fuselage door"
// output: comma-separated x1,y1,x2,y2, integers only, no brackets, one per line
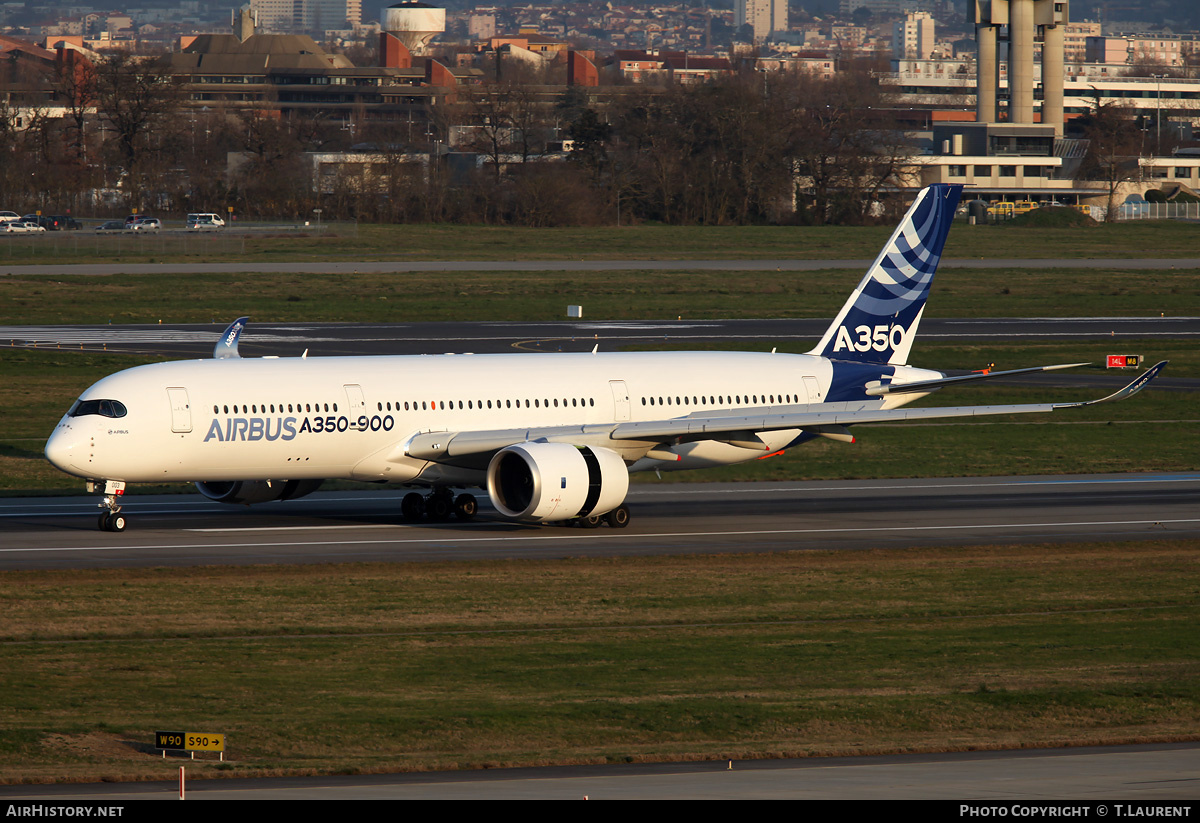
344,384,366,423
166,387,192,433
609,380,631,421
803,375,823,403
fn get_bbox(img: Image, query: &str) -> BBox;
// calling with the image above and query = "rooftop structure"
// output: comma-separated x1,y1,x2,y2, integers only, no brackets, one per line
382,2,445,56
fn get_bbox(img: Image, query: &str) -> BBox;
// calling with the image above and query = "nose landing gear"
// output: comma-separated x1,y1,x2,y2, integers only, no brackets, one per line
88,479,127,532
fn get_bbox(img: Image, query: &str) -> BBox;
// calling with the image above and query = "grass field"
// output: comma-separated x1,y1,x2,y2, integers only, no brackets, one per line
2,263,1199,325
0,219,1198,267
2,544,1197,783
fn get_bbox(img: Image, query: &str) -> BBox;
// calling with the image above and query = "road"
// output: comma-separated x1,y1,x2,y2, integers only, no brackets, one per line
2,257,1200,276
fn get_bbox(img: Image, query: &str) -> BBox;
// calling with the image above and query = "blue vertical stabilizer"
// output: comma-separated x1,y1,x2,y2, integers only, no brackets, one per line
809,184,962,365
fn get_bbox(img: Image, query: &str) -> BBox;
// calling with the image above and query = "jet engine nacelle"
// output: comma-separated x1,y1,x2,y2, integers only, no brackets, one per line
487,442,629,522
195,479,324,506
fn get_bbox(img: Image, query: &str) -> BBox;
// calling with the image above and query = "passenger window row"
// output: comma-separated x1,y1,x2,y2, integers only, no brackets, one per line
378,398,597,411
213,402,337,414
641,393,799,407
205,392,804,420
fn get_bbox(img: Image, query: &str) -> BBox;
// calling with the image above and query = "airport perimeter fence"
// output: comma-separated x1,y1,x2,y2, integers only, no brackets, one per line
0,221,359,262
1113,201,1200,221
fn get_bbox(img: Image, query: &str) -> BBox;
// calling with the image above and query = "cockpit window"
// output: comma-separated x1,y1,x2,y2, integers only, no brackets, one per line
69,399,128,419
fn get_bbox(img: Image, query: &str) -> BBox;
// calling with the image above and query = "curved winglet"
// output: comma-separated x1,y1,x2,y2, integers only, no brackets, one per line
1055,360,1169,409
213,316,249,360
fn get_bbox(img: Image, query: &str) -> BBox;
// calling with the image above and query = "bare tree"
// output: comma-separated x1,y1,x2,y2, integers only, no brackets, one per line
1072,95,1142,222
50,51,96,165
453,81,555,185
230,108,313,219
93,51,181,204
777,67,913,224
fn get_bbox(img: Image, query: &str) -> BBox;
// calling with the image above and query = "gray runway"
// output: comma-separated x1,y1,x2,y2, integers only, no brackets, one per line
3,474,1197,570
3,743,1197,799
3,316,1198,358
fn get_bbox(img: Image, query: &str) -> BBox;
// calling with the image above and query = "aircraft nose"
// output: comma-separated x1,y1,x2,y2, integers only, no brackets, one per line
45,425,82,474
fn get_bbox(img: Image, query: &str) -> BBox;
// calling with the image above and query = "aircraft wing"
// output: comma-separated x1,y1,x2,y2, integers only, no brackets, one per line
866,362,1089,396
404,361,1167,462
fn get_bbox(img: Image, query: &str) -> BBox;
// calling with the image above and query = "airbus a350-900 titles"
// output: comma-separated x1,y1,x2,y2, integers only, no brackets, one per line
44,184,1166,532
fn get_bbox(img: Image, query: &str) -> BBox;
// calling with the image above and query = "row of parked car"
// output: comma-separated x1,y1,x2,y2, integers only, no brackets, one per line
0,212,82,233
0,212,227,234
96,216,163,233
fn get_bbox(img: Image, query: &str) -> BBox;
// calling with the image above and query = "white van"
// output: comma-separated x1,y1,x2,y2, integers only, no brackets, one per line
186,213,226,231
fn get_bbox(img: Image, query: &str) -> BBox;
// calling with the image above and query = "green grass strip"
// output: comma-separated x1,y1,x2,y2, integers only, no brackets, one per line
1,544,1197,782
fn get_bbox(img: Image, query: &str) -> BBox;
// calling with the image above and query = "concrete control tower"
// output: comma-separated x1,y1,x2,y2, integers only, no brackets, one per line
975,0,1069,135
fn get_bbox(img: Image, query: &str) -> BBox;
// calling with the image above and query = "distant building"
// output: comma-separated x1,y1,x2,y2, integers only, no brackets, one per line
893,12,935,60
608,49,732,84
1084,33,1198,68
170,10,477,124
249,0,362,34
829,25,866,48
248,0,295,33
1061,20,1101,62
467,14,496,41
838,0,951,15
735,0,785,43
487,35,568,56
83,13,132,37
757,54,838,80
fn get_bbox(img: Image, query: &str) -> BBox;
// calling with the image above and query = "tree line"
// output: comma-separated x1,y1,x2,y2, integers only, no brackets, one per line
0,52,937,225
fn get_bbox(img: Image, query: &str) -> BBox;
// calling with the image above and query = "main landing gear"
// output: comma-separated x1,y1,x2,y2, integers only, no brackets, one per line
575,504,630,529
398,489,631,528
401,488,478,523
89,479,127,532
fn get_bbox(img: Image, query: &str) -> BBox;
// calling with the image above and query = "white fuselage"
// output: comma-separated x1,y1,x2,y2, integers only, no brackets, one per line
45,350,936,487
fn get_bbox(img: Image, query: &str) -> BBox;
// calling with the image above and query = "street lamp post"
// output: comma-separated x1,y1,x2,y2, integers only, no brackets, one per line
1152,73,1164,155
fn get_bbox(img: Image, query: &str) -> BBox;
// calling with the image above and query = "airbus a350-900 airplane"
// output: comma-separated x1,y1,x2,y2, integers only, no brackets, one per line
44,184,1165,532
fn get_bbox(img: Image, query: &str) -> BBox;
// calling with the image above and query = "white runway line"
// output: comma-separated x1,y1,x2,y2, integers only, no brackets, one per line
3,518,1199,553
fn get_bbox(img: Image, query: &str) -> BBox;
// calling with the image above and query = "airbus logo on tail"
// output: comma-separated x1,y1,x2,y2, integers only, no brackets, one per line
833,323,907,354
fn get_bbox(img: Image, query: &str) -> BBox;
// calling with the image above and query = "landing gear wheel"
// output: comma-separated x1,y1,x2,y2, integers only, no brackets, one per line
401,492,425,522
605,505,630,529
426,491,454,521
579,514,603,529
454,494,478,521
98,512,127,532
